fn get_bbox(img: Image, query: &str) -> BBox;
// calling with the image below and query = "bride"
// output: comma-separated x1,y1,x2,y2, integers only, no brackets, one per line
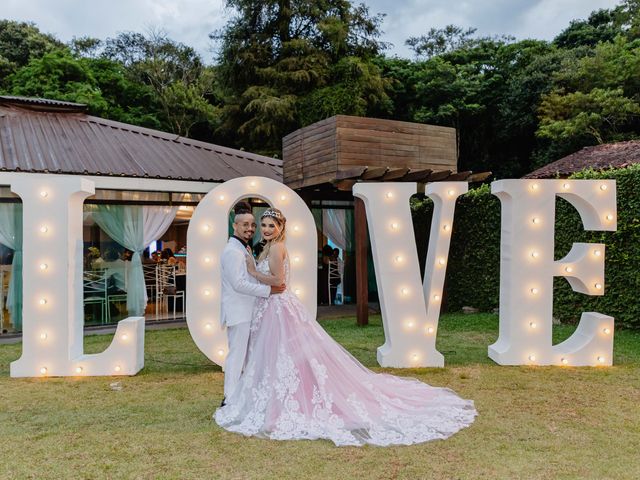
214,208,477,446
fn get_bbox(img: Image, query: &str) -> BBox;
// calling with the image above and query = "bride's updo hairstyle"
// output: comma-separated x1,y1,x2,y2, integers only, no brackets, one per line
258,207,286,261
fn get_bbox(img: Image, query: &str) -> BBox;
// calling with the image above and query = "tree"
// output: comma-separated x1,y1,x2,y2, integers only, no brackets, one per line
405,25,479,59
554,8,626,48
5,49,161,128
554,0,640,48
0,20,64,85
213,0,389,155
538,88,640,147
101,31,221,138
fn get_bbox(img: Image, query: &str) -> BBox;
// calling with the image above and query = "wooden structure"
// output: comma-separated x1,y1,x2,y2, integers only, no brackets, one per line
283,115,490,326
284,115,459,190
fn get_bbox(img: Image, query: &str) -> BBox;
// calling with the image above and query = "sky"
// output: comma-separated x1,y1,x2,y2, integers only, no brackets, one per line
2,0,622,62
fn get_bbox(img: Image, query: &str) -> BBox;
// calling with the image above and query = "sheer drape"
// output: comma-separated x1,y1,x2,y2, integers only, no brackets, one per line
0,204,22,329
90,205,178,315
322,209,353,251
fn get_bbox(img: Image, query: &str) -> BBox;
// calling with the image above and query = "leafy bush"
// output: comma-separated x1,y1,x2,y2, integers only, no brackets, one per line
411,164,640,328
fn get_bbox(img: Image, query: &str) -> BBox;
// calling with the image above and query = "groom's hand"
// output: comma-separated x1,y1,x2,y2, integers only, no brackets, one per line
270,284,286,294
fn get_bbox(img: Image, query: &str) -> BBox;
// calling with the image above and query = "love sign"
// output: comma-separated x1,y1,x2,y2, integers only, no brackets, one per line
4,173,616,378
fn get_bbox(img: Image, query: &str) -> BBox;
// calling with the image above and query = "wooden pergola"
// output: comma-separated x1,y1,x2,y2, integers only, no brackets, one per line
282,115,490,325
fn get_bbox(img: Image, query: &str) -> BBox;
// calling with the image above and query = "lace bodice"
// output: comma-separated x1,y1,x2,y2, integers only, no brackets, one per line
256,255,290,286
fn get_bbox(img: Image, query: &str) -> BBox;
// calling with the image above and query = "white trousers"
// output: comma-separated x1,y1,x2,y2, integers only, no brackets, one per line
224,322,251,398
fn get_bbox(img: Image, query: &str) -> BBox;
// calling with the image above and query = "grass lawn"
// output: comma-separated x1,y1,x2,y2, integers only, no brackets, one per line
0,313,638,479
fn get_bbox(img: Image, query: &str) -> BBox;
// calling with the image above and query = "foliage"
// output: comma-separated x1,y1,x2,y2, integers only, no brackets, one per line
411,164,640,329
537,87,640,144
0,19,63,84
4,49,161,128
2,2,640,171
406,25,480,59
533,35,640,166
213,0,389,154
554,165,640,328
101,31,221,138
553,0,640,48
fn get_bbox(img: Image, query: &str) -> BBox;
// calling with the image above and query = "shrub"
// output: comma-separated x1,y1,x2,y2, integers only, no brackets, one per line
411,164,640,328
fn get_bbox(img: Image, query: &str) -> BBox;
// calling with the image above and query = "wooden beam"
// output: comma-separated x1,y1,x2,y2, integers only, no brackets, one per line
354,197,369,326
468,171,492,183
333,179,357,191
335,166,368,181
424,169,452,182
380,167,410,181
360,166,388,180
446,170,473,181
402,168,433,182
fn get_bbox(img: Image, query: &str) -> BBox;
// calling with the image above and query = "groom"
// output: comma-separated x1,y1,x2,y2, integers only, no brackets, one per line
220,201,285,405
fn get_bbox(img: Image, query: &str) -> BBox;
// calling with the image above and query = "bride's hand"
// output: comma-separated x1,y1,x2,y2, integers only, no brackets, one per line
245,255,257,275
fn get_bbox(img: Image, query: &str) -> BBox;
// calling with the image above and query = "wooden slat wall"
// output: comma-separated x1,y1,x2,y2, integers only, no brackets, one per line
336,116,456,172
282,115,457,189
283,117,337,189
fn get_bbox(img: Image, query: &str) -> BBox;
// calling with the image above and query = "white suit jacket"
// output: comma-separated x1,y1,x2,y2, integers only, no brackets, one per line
220,237,270,327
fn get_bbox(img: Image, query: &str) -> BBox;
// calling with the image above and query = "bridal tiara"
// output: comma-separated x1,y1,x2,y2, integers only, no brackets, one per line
261,209,283,220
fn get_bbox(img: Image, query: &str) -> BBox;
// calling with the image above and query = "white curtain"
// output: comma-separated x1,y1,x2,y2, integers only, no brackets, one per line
0,204,22,329
90,205,178,315
322,209,353,251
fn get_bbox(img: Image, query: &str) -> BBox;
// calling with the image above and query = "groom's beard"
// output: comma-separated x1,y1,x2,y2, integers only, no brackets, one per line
241,233,254,244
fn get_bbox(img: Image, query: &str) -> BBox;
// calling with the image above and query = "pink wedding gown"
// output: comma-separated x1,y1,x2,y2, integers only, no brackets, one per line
214,257,477,446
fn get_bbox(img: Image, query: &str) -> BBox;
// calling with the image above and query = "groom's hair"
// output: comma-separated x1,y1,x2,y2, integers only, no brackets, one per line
233,201,252,216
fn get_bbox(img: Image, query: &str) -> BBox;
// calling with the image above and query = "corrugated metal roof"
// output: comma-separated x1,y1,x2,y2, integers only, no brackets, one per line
0,96,282,183
524,140,640,179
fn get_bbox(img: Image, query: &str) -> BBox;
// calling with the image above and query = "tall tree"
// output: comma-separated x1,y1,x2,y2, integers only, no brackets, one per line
405,25,479,59
554,0,640,48
102,31,220,138
5,49,161,128
0,20,64,86
213,0,389,155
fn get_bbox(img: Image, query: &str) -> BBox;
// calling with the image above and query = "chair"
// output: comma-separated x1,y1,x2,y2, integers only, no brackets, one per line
84,270,109,324
107,262,129,320
143,263,158,303
0,267,7,332
327,260,343,305
156,265,184,318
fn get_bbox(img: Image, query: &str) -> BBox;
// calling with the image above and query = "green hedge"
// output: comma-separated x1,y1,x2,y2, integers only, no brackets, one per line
411,164,640,328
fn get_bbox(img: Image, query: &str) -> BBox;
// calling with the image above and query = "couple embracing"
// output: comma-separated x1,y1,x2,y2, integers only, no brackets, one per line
214,201,477,447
